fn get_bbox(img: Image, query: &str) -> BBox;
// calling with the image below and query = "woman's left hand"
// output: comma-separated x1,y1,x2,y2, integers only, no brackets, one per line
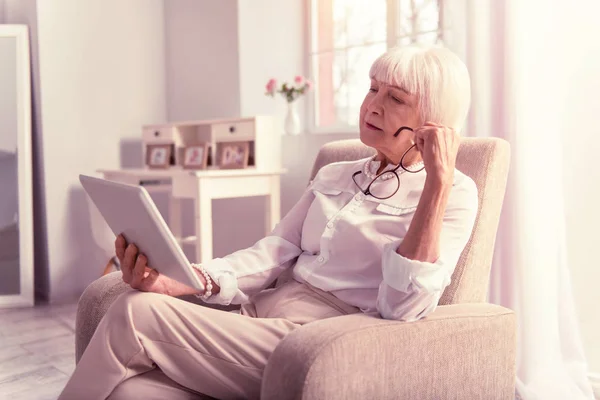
413,121,460,186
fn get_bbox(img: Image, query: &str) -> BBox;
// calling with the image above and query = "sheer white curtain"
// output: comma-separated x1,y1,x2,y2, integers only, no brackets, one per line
454,0,596,399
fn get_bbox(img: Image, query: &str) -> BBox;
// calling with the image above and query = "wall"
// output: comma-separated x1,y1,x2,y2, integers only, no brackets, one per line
237,0,305,123
163,0,251,260
236,0,313,253
5,0,167,302
559,1,600,384
164,0,240,121
235,0,352,215
162,0,344,261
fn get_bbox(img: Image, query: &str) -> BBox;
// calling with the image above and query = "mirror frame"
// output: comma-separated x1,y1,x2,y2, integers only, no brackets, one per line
0,25,33,308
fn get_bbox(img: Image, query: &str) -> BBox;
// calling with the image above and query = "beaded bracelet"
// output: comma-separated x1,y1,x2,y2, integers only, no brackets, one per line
191,263,213,300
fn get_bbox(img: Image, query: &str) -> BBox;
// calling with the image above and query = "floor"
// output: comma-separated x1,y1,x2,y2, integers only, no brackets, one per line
0,302,78,400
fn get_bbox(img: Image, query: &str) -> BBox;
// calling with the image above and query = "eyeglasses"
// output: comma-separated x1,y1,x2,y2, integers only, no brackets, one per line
351,126,425,200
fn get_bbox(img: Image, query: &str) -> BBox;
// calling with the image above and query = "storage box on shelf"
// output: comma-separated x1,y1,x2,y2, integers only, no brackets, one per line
141,116,280,171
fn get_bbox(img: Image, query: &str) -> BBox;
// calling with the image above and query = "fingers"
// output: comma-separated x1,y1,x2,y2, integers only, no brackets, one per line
413,127,429,153
121,243,138,284
413,123,458,154
130,253,148,289
115,234,127,263
414,124,457,144
138,267,160,292
415,125,441,135
117,238,159,292
416,135,426,154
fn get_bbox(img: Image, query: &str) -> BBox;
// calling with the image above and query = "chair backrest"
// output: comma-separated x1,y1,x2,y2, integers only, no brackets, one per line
308,138,511,304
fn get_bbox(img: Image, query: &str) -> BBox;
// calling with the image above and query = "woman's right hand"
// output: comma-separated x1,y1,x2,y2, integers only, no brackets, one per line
115,234,205,297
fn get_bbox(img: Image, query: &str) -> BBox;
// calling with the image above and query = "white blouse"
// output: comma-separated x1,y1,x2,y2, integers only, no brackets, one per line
201,156,478,322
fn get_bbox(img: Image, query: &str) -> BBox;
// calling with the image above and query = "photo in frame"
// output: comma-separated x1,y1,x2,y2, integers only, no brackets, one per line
182,143,209,170
145,144,172,169
217,141,250,169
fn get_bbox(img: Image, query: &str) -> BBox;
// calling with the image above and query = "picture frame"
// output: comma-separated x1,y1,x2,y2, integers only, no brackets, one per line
217,141,250,169
182,143,209,170
145,144,172,169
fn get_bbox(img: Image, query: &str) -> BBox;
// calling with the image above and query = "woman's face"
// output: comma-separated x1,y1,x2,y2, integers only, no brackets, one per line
359,78,422,164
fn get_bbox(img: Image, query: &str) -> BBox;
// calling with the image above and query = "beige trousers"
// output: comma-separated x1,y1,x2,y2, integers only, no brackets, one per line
58,279,359,400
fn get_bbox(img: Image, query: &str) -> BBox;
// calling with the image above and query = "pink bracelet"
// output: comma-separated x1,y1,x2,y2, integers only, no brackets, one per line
191,263,213,300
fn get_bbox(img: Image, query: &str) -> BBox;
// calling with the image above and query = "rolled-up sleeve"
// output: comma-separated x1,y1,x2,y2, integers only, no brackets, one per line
376,178,478,322
199,183,317,305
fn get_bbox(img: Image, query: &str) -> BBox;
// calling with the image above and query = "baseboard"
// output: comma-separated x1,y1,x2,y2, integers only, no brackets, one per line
590,373,600,400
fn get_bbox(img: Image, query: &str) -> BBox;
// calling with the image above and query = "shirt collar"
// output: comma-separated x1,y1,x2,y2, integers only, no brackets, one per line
364,155,399,179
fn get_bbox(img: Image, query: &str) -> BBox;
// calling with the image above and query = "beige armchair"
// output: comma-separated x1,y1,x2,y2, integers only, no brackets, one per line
76,138,516,399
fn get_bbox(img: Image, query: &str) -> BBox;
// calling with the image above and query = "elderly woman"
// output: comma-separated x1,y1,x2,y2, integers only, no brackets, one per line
59,45,477,400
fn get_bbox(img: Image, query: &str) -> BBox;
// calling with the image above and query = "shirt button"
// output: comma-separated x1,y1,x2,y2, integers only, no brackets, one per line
326,222,333,229
317,256,324,262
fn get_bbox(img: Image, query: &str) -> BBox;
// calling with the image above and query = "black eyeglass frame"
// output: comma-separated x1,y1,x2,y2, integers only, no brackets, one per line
351,126,425,200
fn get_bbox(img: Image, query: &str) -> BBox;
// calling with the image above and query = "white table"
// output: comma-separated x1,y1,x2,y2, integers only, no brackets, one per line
98,167,286,264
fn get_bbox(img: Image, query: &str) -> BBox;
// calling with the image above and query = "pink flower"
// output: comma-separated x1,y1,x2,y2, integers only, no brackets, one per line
265,78,277,95
294,75,305,85
305,80,313,90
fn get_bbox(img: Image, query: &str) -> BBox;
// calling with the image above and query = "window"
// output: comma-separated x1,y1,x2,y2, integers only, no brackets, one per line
308,0,445,132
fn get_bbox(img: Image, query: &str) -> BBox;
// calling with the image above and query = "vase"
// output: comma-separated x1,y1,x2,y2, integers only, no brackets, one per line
284,101,301,135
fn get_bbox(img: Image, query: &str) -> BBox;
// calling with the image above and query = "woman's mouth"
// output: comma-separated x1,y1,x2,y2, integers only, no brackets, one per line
365,122,382,131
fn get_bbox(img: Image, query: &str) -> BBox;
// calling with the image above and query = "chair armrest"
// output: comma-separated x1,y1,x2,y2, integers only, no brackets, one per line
261,303,516,400
75,272,131,362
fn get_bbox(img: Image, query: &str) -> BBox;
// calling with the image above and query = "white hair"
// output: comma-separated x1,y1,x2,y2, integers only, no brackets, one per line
369,45,471,132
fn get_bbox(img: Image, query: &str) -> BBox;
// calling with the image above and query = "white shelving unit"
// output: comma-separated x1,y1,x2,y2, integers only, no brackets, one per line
141,116,281,171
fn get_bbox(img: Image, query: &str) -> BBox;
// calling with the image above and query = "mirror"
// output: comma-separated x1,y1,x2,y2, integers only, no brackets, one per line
0,25,33,307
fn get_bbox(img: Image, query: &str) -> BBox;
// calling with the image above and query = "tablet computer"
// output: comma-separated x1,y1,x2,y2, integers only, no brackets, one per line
79,174,205,291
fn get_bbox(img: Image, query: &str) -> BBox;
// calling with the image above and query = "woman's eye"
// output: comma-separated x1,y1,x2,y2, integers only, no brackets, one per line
391,96,404,104
369,87,378,93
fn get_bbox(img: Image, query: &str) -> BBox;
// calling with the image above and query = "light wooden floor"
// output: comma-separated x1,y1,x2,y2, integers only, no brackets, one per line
0,302,78,400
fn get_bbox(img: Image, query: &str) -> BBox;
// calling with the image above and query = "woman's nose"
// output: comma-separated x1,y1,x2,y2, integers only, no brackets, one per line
366,88,386,115
367,99,383,115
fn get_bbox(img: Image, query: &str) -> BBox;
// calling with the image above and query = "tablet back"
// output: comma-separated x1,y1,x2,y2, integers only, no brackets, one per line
79,174,203,291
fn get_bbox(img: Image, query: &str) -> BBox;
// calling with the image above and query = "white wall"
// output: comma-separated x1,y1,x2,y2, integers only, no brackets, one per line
235,0,356,222
163,0,252,260
39,0,166,302
235,0,317,254
559,2,600,381
162,0,346,262
5,0,167,302
164,0,240,121
237,0,305,123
